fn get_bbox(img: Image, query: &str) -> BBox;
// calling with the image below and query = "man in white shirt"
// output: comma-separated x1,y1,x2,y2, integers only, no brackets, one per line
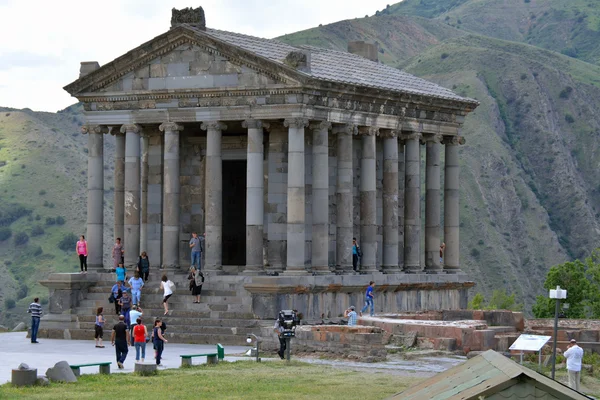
564,338,584,391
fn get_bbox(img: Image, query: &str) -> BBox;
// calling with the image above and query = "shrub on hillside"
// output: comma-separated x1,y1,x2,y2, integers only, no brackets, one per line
58,233,78,252
56,216,66,225
45,217,56,226
31,225,44,236
16,284,28,300
0,227,11,241
4,298,15,309
38,190,46,195
559,86,573,99
565,113,575,124
13,232,29,246
0,203,32,226
440,53,449,59
33,246,43,257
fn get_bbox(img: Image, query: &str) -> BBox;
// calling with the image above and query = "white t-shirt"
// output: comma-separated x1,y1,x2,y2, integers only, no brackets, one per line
162,280,173,297
564,345,584,372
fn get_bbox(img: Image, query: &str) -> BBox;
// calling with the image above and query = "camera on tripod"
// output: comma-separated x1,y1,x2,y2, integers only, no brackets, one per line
278,309,300,338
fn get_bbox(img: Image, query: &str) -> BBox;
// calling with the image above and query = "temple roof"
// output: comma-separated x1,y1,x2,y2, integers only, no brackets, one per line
201,27,476,105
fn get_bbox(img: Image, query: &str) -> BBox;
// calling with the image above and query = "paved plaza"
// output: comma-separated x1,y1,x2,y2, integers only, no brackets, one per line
0,332,249,384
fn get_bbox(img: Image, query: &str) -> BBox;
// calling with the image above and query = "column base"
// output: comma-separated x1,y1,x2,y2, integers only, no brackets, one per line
283,269,309,276
403,267,423,274
443,268,463,274
243,267,267,276
425,269,445,274
382,267,403,274
311,267,331,275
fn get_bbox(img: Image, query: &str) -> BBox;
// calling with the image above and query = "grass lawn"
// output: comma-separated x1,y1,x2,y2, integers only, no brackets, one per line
0,361,418,400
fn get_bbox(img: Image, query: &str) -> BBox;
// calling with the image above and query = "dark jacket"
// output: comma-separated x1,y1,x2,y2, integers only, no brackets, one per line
137,256,150,272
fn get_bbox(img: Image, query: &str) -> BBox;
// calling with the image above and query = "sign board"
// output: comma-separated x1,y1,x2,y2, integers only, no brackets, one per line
509,334,552,352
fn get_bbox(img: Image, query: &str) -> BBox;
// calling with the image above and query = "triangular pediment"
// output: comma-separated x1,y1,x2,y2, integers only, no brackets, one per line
64,26,305,96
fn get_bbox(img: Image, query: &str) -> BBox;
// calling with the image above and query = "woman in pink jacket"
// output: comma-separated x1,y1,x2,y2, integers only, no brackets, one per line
76,235,88,274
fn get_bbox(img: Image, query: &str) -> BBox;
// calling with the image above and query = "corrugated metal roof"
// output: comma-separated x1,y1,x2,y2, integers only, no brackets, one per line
395,350,591,400
199,27,476,105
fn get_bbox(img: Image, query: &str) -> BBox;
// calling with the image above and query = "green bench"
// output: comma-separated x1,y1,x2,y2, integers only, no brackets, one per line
69,362,111,377
180,344,224,366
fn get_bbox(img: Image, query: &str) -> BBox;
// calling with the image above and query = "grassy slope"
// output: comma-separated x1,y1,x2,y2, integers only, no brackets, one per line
0,105,115,328
0,361,415,400
390,0,600,65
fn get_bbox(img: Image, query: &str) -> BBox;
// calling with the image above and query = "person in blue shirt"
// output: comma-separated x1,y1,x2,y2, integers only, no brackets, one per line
352,237,362,272
115,262,126,283
344,306,358,326
360,281,375,317
128,271,145,306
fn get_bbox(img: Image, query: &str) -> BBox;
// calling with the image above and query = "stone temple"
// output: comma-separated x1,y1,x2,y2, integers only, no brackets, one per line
46,7,479,338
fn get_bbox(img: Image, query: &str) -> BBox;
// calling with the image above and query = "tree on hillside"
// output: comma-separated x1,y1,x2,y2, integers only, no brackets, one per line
467,290,523,311
532,251,600,318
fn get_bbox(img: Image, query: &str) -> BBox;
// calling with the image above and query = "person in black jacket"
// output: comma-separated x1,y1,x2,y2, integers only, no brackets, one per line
352,237,362,272
137,252,150,282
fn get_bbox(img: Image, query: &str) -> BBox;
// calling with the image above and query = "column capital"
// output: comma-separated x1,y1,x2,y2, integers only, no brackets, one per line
309,121,332,131
81,125,109,135
108,126,124,136
443,135,466,145
400,131,421,141
332,124,358,136
283,118,309,129
120,124,141,134
423,133,443,144
358,126,379,136
242,119,268,130
201,121,227,131
159,122,184,132
378,129,400,138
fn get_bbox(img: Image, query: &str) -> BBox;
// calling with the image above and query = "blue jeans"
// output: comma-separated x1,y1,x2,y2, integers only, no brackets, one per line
135,342,146,361
131,290,141,305
361,298,374,316
31,317,40,342
191,251,201,270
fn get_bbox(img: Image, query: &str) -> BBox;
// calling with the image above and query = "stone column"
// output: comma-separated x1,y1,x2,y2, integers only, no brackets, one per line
334,124,356,273
403,132,421,272
359,127,378,272
243,119,265,274
382,130,400,273
397,139,405,270
113,131,125,245
202,121,227,272
425,134,442,272
310,121,331,274
159,122,183,268
121,124,141,267
444,136,465,273
284,118,309,275
82,125,107,270
140,132,149,253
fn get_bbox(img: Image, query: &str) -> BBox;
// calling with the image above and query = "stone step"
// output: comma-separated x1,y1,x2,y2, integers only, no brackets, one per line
88,287,239,297
75,307,255,320
61,328,249,345
488,326,517,334
78,322,258,336
77,298,251,313
83,292,245,304
79,315,262,328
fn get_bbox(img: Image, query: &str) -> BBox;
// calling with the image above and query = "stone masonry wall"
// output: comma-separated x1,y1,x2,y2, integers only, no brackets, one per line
147,134,163,266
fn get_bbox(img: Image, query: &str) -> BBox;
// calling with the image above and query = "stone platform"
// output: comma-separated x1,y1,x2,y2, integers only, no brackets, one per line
38,271,473,345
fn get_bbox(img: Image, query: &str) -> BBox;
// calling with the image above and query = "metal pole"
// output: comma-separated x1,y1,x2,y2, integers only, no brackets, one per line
286,338,291,362
539,351,542,372
256,340,260,363
551,298,560,379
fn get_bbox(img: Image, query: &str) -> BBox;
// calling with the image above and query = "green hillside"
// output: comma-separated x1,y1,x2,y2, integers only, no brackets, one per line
390,0,600,65
279,1,600,310
0,105,115,328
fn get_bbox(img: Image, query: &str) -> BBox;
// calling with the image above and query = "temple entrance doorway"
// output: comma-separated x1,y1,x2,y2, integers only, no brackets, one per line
222,159,246,266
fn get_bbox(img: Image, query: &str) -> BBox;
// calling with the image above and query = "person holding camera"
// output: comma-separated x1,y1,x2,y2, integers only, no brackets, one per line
344,306,358,326
564,338,584,391
273,318,286,360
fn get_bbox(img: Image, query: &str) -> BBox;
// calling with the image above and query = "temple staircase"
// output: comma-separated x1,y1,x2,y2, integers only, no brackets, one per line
70,269,268,345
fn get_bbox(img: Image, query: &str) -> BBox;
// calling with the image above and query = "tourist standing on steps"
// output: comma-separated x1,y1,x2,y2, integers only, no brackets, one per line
27,297,43,344
133,318,148,363
76,235,88,274
189,232,205,271
111,315,130,369
128,271,145,306
189,267,204,303
160,275,174,316
115,262,126,283
360,281,375,317
119,291,132,329
112,238,123,269
111,281,124,315
95,307,105,348
128,305,143,341
153,318,168,366
344,306,358,326
564,338,584,391
273,316,286,360
352,237,362,272
137,251,150,282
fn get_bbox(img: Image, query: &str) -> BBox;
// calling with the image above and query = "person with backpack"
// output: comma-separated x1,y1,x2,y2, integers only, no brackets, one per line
137,251,150,282
133,317,148,363
95,307,105,348
152,318,168,366
189,232,205,271
189,267,204,303
111,281,124,315
160,274,174,316
352,237,362,272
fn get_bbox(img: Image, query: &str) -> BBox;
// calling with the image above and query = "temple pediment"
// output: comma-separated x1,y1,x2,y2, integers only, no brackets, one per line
64,26,305,97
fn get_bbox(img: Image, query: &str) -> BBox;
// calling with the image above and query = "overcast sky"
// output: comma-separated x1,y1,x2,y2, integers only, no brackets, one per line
0,0,394,112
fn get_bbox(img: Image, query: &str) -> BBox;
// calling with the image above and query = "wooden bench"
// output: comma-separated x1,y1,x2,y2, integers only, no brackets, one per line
180,343,224,366
69,362,111,377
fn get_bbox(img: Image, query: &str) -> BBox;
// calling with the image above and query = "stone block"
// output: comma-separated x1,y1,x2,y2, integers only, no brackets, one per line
46,361,77,383
36,375,49,386
167,63,190,77
11,368,37,387
148,78,166,90
134,363,157,376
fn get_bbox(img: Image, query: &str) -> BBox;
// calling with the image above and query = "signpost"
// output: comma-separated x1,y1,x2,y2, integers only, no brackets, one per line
549,286,567,379
509,334,552,370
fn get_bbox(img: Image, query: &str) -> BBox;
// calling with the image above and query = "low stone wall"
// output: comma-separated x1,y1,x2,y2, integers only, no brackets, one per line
526,319,600,352
258,325,387,362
